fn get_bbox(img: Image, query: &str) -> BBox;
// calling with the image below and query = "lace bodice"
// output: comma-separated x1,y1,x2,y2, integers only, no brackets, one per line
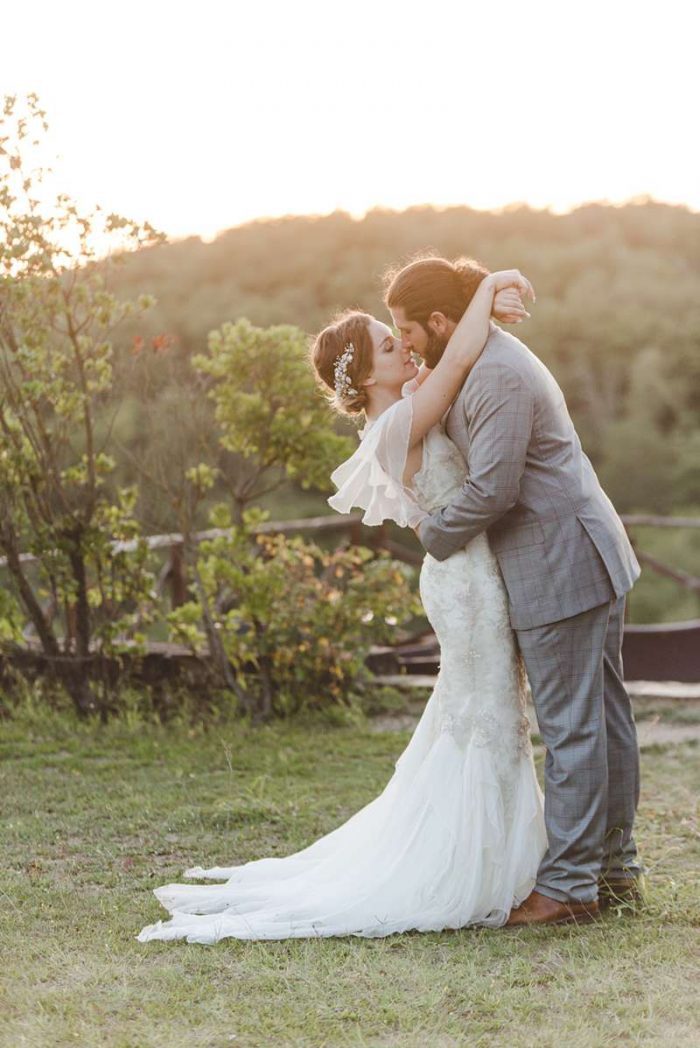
400,421,534,776
410,421,470,513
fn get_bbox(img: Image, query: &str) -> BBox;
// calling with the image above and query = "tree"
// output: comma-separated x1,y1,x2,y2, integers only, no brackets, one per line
154,318,363,714
0,93,163,716
193,318,354,521
168,505,419,720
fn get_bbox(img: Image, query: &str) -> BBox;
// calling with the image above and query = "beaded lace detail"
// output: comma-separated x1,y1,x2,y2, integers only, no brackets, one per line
409,422,532,769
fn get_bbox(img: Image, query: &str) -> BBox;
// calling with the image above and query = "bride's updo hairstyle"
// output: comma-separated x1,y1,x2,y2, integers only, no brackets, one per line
310,310,375,417
384,254,490,327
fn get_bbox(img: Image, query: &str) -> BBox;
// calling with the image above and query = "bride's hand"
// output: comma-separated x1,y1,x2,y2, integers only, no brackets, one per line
492,287,530,324
489,269,536,302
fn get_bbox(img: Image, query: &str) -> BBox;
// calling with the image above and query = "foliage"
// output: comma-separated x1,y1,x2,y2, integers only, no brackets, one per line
118,318,367,719
0,94,163,715
0,589,24,644
193,318,354,517
625,514,700,624
167,505,419,718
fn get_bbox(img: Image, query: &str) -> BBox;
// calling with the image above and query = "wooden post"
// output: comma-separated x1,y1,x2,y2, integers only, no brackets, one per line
349,519,363,547
167,542,188,608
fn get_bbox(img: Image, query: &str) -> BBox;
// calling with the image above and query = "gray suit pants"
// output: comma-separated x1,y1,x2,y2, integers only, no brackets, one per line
516,596,642,903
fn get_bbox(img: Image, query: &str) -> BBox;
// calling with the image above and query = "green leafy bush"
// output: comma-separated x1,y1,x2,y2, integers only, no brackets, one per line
193,318,354,516
167,506,420,719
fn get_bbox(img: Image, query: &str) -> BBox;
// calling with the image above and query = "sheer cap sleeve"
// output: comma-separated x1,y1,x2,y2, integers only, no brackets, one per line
328,397,427,528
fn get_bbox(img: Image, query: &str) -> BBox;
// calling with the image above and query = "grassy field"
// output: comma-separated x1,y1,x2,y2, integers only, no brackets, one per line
1,703,698,1048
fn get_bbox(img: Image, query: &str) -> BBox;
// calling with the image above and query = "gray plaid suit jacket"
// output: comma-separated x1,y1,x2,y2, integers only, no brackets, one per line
417,324,640,630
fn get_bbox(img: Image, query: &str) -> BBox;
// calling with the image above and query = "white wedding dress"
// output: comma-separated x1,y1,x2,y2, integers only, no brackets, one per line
137,392,546,945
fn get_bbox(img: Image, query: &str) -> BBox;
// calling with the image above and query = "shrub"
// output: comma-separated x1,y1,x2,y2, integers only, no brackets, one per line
167,506,419,719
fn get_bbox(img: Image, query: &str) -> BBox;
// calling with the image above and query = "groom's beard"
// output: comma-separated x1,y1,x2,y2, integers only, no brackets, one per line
422,330,450,370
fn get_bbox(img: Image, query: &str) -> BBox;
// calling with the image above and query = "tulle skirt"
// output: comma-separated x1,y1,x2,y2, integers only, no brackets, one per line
137,688,546,944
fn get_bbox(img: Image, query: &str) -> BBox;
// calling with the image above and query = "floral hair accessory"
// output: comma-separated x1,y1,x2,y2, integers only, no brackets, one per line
333,341,358,398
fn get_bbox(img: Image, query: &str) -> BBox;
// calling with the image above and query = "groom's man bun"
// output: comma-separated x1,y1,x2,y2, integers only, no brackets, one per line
384,254,490,327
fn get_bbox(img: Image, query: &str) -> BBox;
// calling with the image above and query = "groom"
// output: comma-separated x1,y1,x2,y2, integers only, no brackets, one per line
386,255,644,926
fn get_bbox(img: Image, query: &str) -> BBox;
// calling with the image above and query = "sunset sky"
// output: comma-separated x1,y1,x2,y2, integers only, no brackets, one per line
3,0,699,240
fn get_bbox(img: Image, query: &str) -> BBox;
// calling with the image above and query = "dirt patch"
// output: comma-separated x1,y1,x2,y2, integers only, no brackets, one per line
370,689,700,748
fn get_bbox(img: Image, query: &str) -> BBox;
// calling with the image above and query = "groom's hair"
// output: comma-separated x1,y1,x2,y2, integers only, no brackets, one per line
383,254,490,327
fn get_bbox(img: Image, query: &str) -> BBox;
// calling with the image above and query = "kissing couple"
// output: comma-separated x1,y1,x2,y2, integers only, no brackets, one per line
138,255,644,945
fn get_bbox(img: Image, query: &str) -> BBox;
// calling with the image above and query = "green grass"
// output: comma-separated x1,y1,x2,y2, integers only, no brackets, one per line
1,706,698,1048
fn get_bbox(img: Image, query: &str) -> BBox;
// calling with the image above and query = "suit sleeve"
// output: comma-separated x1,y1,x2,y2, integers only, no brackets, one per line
417,363,534,561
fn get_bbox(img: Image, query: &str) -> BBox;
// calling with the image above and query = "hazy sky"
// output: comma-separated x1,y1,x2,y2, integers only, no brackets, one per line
3,0,699,240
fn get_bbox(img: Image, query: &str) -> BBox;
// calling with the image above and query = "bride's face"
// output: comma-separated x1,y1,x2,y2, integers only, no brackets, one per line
364,319,419,393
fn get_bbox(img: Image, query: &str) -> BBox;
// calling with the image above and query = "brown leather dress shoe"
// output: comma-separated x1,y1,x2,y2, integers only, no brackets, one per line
598,876,646,911
505,889,600,927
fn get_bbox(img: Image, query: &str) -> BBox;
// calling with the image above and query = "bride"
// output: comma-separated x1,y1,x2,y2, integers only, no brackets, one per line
137,269,547,945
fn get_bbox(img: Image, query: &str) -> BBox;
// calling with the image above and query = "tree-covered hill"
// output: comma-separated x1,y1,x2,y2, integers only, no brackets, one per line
112,200,700,518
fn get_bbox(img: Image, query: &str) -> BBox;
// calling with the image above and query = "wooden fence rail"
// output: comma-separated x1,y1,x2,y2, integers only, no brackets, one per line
2,512,699,683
